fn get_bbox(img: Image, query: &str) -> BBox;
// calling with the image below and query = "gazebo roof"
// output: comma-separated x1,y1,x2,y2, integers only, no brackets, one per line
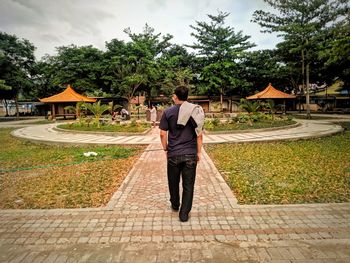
247,83,296,99
40,85,96,103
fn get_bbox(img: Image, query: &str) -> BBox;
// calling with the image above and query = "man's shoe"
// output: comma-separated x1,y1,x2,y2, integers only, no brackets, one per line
179,212,189,222
171,205,179,211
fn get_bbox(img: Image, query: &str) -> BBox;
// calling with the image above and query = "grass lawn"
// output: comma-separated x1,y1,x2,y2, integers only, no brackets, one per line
205,122,350,204
0,128,145,209
58,122,150,133
205,119,296,132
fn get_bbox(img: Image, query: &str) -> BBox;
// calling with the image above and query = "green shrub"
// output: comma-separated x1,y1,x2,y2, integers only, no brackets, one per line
235,113,250,123
212,117,220,126
204,120,214,130
251,114,261,122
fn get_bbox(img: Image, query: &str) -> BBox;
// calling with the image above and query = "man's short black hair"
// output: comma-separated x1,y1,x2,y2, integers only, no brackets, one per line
174,86,188,101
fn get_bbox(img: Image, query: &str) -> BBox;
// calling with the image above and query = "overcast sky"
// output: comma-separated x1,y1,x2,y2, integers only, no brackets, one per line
0,0,281,60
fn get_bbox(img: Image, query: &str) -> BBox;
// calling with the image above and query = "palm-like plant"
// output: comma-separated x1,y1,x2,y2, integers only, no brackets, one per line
264,99,275,119
239,99,261,126
84,100,110,128
64,102,84,119
239,99,261,114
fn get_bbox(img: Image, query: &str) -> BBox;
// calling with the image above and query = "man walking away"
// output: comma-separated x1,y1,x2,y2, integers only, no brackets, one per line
159,86,205,222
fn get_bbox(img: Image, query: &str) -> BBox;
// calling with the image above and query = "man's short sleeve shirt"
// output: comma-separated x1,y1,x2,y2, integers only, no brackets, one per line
159,105,197,157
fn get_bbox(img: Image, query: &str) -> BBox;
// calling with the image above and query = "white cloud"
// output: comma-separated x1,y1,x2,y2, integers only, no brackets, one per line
0,0,282,59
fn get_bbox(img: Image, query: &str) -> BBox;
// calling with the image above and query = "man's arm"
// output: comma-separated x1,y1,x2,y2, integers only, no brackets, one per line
160,129,168,155
197,133,203,161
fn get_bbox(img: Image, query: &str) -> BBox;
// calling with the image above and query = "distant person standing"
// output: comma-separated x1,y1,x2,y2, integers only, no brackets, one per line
159,86,205,222
150,105,157,128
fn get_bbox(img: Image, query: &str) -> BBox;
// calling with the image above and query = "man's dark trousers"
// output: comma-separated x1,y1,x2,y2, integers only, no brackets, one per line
167,154,197,214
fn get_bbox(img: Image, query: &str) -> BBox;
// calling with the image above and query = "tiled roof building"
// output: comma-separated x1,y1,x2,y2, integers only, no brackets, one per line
40,85,96,103
247,83,296,99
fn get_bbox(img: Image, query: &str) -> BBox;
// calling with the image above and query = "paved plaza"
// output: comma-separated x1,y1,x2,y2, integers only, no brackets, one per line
1,115,350,262
9,118,345,145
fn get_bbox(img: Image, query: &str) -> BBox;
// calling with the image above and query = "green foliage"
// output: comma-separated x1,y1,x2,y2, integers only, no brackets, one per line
204,119,215,130
105,24,173,108
318,19,350,87
0,79,11,91
154,43,195,97
211,117,220,126
235,113,250,123
63,105,76,114
130,119,137,127
264,99,275,112
240,50,290,96
264,99,276,119
239,99,261,114
252,0,349,97
205,114,295,131
58,121,150,133
34,45,105,99
109,102,122,112
0,32,35,106
339,122,350,131
188,11,255,108
84,101,110,127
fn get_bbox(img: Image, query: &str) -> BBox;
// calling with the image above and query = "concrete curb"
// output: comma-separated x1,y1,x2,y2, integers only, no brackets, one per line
53,124,152,136
204,121,301,135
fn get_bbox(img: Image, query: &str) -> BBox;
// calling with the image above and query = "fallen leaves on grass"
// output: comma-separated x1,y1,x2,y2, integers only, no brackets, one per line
0,156,141,209
0,128,145,208
206,129,350,204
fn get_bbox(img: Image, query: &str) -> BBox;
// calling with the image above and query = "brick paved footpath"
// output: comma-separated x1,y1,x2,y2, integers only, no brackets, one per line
1,143,350,262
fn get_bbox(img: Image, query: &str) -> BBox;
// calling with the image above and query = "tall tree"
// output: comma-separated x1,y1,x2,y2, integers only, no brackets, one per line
105,25,173,109
240,50,290,96
319,17,350,95
42,45,104,96
252,0,348,118
157,44,195,98
0,79,12,116
0,32,35,117
188,12,255,110
31,56,62,99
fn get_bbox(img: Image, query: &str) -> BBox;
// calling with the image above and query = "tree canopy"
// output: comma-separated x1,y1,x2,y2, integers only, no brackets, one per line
0,4,349,115
252,0,349,117
188,11,255,109
0,32,36,116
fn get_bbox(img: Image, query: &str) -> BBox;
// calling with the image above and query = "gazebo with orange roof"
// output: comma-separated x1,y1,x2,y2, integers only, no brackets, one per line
247,83,296,113
40,85,96,120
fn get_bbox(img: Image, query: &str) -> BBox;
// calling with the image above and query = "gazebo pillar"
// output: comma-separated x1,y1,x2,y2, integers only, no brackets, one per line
51,104,56,120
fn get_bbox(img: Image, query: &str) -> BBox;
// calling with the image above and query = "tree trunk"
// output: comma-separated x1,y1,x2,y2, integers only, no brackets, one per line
14,95,19,119
4,99,9,116
51,104,56,121
220,88,223,112
306,62,311,119
301,49,305,113
127,99,131,112
76,103,80,119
